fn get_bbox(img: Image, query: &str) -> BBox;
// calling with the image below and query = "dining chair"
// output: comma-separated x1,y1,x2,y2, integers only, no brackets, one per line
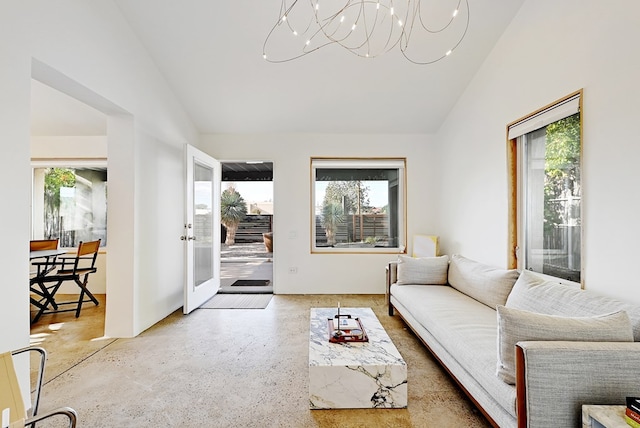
29,239,59,252
1,347,76,427
36,239,101,319
29,239,62,323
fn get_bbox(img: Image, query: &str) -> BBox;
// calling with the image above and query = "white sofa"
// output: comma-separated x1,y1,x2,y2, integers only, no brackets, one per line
386,254,640,427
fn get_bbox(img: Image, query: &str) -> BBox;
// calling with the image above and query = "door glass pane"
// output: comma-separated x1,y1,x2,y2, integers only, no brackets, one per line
193,161,214,287
524,113,581,281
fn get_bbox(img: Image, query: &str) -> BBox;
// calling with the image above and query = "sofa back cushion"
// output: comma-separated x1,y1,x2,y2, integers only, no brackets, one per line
506,270,640,341
396,255,449,285
496,305,634,384
447,255,520,309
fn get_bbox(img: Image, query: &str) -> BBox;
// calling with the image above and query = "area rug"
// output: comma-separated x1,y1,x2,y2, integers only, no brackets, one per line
200,293,272,309
231,279,271,287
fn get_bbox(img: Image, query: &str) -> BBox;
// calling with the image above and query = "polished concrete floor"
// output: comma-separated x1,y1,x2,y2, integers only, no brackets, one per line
29,294,490,428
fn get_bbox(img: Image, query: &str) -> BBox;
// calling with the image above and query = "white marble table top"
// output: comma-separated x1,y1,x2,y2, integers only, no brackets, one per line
309,307,405,367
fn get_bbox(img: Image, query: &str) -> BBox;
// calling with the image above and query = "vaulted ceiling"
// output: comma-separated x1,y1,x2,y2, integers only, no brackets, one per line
31,0,525,136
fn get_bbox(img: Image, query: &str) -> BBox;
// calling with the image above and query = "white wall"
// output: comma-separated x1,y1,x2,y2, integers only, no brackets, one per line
201,133,438,294
31,136,108,159
0,0,199,357
435,0,640,302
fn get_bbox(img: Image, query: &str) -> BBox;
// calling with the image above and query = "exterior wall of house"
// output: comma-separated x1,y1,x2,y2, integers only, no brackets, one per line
201,133,439,294
0,0,199,359
434,0,640,303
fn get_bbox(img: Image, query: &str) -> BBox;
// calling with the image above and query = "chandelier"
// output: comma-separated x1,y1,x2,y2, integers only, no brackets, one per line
263,0,470,64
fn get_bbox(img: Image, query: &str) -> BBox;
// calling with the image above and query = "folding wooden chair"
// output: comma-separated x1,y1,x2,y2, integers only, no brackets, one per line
29,239,62,323
35,239,101,319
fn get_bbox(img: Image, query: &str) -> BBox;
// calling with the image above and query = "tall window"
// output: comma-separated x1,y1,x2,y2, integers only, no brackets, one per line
311,158,406,253
508,91,582,283
32,165,107,248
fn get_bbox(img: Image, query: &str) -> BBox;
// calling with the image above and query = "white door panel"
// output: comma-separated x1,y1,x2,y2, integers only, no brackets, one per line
184,144,220,314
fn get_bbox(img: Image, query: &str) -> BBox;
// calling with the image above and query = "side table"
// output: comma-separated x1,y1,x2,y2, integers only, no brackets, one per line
582,405,627,428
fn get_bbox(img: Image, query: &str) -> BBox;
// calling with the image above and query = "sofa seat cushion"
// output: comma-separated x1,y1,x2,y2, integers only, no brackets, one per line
506,270,640,341
448,255,520,309
390,284,516,416
396,255,449,285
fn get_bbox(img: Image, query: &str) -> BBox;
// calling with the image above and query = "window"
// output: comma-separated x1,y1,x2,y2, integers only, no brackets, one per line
311,158,406,253
508,91,582,283
32,164,107,248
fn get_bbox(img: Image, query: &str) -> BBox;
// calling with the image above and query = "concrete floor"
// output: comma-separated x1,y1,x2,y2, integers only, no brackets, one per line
29,294,490,428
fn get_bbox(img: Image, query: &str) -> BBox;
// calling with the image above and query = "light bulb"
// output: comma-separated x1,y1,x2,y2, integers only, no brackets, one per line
376,2,380,9
453,9,458,17
390,7,394,15
351,23,357,31
446,50,452,56
281,15,287,21
398,19,403,27
315,3,319,10
306,39,311,46
340,15,345,23
293,30,298,36
263,54,267,59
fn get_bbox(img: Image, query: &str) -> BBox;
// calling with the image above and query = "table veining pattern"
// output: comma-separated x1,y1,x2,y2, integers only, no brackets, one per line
309,307,407,409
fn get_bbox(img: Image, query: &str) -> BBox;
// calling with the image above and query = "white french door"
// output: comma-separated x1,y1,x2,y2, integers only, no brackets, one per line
183,144,221,314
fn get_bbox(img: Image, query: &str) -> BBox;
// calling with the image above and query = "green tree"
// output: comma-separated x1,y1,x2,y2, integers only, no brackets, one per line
322,181,371,215
544,113,581,232
44,168,76,238
220,186,247,245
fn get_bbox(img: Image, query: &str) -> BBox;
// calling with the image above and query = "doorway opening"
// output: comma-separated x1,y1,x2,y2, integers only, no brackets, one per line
28,77,110,366
219,161,274,295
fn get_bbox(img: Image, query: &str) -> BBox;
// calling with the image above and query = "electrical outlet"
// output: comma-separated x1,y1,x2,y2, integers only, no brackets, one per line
288,266,298,274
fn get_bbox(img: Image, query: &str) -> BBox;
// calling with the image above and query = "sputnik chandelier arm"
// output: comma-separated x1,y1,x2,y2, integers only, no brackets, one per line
262,0,470,64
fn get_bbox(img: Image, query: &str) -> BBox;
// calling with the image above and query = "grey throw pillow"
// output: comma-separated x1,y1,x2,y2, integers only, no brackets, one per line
496,305,634,384
396,255,449,285
506,269,640,341
447,255,520,309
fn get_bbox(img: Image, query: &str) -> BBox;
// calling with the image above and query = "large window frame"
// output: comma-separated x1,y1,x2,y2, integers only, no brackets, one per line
31,159,108,249
311,157,407,254
507,90,583,286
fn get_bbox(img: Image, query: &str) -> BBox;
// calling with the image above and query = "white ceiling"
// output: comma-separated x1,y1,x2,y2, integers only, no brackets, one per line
31,0,525,136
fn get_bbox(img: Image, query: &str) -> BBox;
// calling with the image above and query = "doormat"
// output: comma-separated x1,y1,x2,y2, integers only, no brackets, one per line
200,293,272,309
231,279,271,287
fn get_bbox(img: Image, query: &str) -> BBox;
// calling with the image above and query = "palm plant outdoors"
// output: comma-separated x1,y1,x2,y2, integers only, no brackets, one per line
322,202,344,246
220,185,247,245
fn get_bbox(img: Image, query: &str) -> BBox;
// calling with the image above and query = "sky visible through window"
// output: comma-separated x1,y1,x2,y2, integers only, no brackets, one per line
315,181,388,208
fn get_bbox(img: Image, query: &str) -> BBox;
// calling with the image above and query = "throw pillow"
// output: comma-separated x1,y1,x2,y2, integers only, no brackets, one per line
496,305,634,384
506,269,640,341
396,255,449,285
447,255,520,309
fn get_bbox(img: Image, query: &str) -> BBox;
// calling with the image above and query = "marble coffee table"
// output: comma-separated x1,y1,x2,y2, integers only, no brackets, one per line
309,307,407,409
